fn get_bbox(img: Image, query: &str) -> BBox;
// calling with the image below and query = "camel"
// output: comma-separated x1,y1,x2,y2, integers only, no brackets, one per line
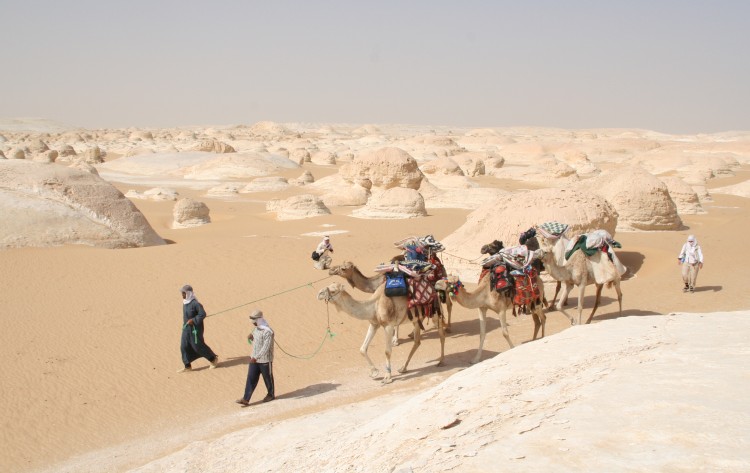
536,232,623,325
435,273,546,364
316,282,445,383
328,261,384,293
329,260,455,334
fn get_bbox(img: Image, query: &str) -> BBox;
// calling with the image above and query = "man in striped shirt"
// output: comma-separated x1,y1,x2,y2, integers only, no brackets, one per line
236,309,275,406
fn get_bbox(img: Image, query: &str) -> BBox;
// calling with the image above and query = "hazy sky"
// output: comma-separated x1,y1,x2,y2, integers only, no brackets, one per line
1,1,748,133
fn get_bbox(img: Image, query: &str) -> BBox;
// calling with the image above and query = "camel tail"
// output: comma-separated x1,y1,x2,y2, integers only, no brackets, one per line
606,281,614,289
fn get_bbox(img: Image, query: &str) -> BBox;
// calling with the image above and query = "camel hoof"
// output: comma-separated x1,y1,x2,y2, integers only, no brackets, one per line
397,366,407,374
436,360,445,367
382,376,393,384
392,339,399,347
408,332,414,339
469,358,480,365
445,326,452,333
369,369,379,379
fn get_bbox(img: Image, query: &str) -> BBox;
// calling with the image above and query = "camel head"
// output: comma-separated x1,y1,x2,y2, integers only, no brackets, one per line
480,240,504,255
435,275,462,298
328,261,353,277
317,282,345,302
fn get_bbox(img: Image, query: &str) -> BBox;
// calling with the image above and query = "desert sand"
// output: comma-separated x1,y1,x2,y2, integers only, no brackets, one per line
1,121,749,472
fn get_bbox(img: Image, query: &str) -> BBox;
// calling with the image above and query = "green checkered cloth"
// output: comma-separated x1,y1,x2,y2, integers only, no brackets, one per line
537,221,569,239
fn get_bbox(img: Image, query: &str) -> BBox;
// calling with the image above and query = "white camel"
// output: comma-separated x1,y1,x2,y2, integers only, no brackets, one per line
316,282,445,383
435,273,546,364
536,231,623,325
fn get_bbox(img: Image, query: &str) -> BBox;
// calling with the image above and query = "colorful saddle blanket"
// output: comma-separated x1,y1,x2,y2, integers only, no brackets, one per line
512,266,541,306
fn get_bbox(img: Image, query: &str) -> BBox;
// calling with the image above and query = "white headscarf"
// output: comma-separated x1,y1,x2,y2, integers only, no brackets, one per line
182,290,195,305
256,317,274,333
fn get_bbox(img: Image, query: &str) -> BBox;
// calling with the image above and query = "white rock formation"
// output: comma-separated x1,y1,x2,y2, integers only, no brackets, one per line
290,170,314,186
351,187,427,219
57,145,76,157
266,194,331,220
659,176,705,214
581,165,682,231
340,147,424,190
68,161,99,175
290,148,311,165
711,180,750,199
9,148,25,159
126,188,179,201
0,160,164,248
322,184,370,207
206,184,241,196
442,188,618,282
172,198,211,228
193,139,236,154
240,177,290,193
310,151,336,165
419,157,464,176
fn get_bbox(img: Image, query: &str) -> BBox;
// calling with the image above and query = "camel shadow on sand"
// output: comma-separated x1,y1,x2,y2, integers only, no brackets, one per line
389,348,495,383
277,383,341,400
616,251,646,277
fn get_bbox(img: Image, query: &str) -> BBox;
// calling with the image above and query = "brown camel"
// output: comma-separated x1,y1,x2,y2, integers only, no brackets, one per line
536,233,623,325
435,274,546,364
316,282,445,383
329,260,455,335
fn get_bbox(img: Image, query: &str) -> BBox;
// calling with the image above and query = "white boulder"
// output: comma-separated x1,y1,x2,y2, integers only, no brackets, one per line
351,187,427,219
266,194,331,220
172,198,211,228
0,160,164,248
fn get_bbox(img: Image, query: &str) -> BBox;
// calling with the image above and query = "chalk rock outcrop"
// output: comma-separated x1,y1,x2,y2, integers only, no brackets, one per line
58,145,77,157
172,198,211,228
582,165,682,231
290,148,311,165
126,188,178,201
9,148,25,160
322,184,370,207
310,151,336,165
266,194,331,220
290,170,314,186
241,177,290,193
194,139,236,154
659,176,705,215
340,147,424,190
442,188,618,282
0,160,164,248
351,188,427,219
420,157,464,176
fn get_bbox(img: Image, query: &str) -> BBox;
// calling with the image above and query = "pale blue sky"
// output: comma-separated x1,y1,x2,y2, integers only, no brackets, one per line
1,0,748,133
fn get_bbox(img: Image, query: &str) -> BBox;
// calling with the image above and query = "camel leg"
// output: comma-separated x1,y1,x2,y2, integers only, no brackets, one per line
532,303,546,340
435,311,446,367
360,323,380,379
382,325,394,384
556,281,577,325
615,279,623,317
498,308,515,350
550,280,562,307
470,308,488,365
576,279,587,326
398,319,422,374
444,296,453,333
585,284,604,324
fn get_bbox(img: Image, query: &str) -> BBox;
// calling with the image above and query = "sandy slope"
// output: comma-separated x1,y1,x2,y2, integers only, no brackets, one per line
1,162,749,472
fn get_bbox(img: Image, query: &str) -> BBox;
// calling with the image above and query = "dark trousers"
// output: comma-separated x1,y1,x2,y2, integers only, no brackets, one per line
243,362,275,401
180,326,217,366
